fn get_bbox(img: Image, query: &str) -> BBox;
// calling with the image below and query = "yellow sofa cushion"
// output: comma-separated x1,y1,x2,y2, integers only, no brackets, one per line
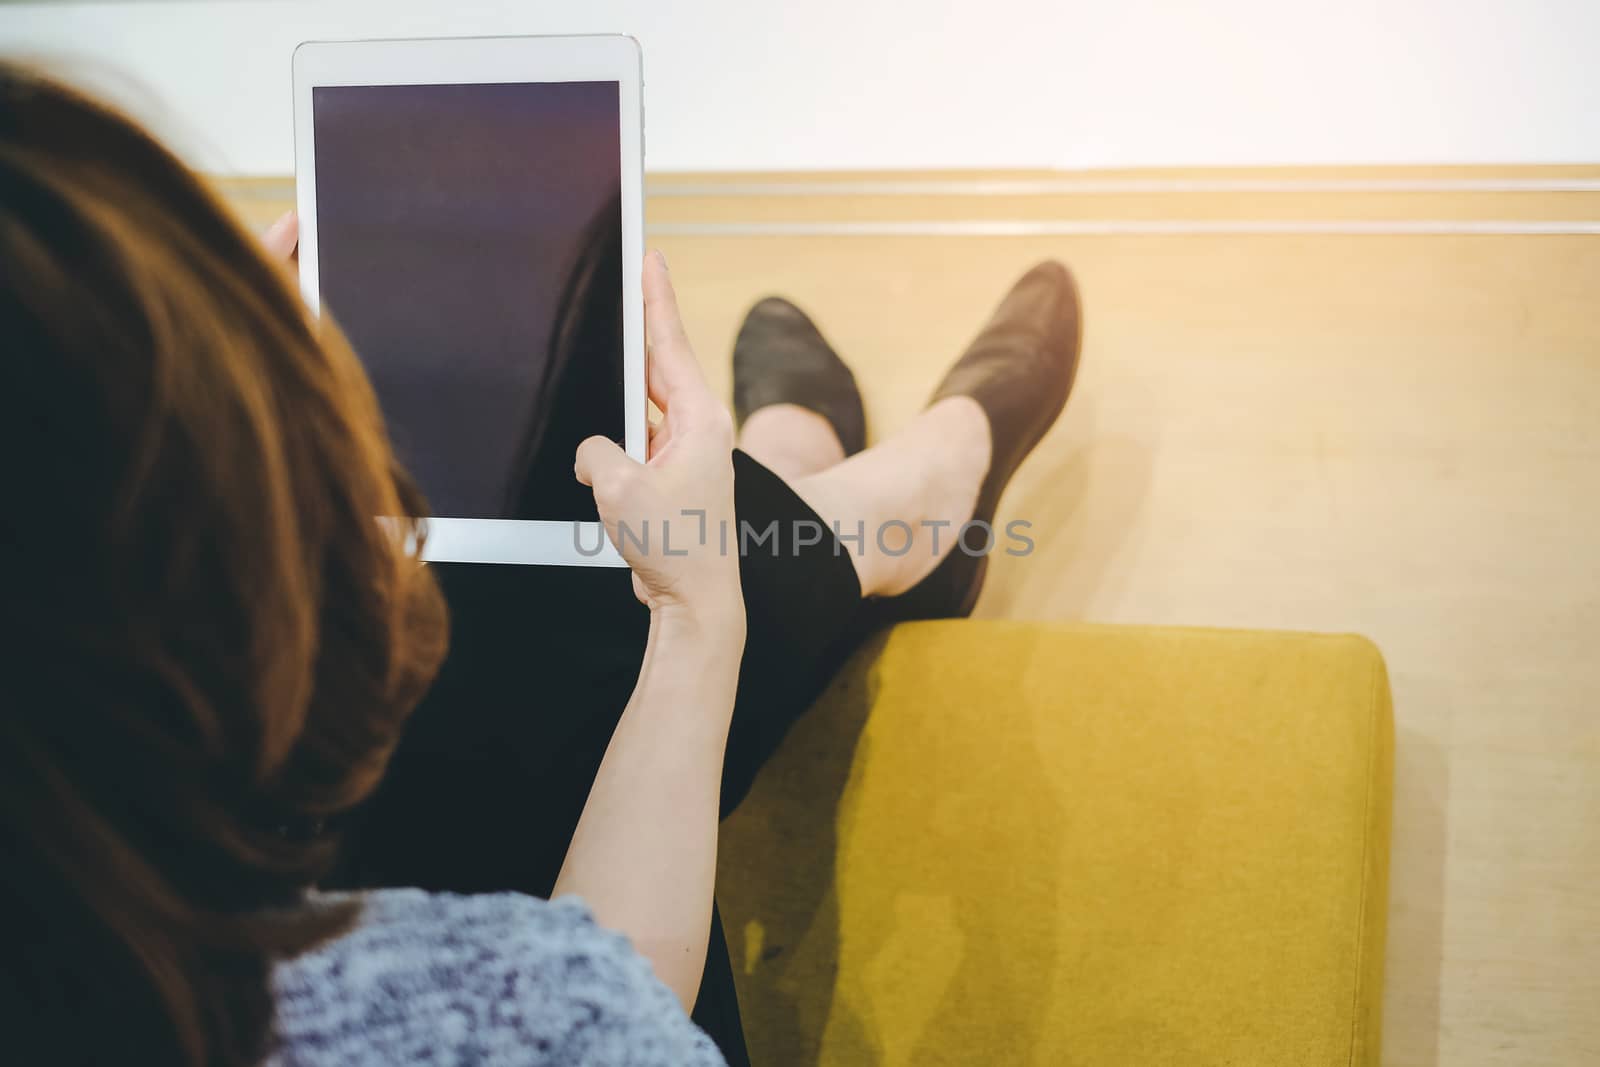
718,621,1393,1066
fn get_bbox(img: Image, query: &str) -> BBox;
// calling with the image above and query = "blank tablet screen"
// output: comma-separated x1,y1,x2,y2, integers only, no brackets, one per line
312,80,623,521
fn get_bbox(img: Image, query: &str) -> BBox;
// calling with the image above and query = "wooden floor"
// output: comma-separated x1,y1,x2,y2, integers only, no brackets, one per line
227,167,1600,1065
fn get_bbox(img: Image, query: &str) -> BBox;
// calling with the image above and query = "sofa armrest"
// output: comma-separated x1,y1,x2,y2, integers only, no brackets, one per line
719,620,1393,1066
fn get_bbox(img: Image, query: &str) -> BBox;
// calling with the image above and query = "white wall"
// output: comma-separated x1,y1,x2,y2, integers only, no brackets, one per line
1,0,1596,174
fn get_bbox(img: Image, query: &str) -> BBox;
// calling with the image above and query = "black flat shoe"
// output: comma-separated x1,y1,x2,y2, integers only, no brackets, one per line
732,296,867,456
880,260,1083,620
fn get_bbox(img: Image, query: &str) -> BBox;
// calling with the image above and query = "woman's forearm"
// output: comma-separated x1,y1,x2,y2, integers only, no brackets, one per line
551,605,746,1011
559,250,746,1011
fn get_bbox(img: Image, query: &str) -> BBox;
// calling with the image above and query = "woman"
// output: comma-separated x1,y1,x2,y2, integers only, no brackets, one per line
1,65,1080,1066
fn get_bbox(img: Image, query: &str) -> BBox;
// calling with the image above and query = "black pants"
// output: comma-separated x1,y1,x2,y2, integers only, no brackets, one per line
330,451,868,1066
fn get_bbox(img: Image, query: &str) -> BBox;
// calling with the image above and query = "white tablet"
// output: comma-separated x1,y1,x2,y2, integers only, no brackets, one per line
292,35,646,566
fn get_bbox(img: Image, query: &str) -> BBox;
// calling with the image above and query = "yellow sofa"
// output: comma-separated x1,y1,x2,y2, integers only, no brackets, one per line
718,621,1393,1066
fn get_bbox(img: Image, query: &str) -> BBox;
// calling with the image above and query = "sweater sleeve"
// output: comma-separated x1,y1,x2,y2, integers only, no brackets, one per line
269,889,726,1067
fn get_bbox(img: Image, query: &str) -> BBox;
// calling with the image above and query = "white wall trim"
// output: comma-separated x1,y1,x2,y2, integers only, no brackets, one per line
646,178,1600,198
222,176,1600,201
648,219,1600,237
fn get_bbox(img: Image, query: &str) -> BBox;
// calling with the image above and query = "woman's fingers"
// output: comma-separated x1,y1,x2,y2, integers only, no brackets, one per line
261,211,299,262
647,417,674,460
642,251,707,409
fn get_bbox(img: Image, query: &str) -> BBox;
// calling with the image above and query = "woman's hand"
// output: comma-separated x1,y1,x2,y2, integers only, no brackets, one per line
575,251,742,633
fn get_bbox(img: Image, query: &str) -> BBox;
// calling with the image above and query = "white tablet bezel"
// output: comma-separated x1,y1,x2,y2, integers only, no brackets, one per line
292,34,646,567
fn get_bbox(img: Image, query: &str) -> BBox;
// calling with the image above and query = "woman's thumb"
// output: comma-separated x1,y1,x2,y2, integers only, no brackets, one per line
574,434,635,492
262,211,299,261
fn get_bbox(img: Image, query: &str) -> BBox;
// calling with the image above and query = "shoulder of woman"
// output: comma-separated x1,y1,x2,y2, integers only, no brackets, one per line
269,889,725,1066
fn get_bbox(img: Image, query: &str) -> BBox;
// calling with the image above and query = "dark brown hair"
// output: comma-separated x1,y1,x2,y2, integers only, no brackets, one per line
0,66,448,1065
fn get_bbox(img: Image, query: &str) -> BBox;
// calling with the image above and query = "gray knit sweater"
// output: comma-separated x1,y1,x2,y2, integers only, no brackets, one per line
267,889,726,1066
